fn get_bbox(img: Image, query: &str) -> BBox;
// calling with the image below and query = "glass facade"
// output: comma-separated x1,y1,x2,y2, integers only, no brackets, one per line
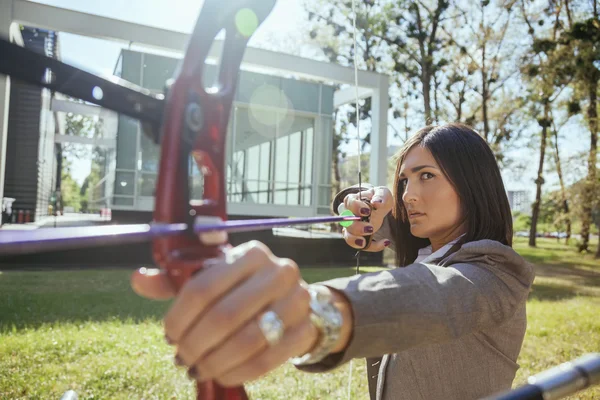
98,50,335,216
228,106,315,207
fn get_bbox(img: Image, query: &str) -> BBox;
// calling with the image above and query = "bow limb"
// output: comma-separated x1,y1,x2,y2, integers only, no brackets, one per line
152,1,276,399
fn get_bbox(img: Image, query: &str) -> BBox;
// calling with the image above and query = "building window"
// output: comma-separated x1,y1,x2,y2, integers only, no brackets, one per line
229,106,315,206
115,171,135,196
107,49,335,215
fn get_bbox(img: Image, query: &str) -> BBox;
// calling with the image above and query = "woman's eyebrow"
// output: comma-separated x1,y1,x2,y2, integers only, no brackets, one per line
399,164,438,176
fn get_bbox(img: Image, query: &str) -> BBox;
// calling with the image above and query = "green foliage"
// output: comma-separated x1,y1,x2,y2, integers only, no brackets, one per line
532,38,557,54
513,211,532,232
80,149,106,213
60,161,82,212
61,113,103,161
59,113,106,212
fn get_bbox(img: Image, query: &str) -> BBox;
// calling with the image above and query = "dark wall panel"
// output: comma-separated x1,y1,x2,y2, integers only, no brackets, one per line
4,81,43,214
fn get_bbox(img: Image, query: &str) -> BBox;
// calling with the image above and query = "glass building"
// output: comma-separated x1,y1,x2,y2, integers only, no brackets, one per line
93,49,337,218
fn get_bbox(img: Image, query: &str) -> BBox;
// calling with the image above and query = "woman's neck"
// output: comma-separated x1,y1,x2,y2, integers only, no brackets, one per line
429,227,466,252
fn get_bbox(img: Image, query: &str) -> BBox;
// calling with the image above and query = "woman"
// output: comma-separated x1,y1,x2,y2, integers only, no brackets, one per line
131,123,534,400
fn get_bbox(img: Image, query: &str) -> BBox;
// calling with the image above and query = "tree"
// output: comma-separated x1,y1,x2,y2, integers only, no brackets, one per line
449,1,521,141
550,117,572,244
80,146,107,212
58,112,102,163
387,0,452,125
306,0,454,130
305,0,390,202
60,160,82,212
519,0,573,246
547,1,600,252
58,112,104,211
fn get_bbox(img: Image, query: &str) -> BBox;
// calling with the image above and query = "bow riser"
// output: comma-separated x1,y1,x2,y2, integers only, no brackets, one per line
152,1,276,399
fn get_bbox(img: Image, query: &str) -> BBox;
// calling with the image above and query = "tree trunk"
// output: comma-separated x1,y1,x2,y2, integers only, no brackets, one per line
414,4,433,125
481,74,490,142
578,79,598,252
529,103,550,247
404,102,410,141
480,9,490,142
434,73,440,125
552,124,571,244
596,222,600,259
457,82,466,122
564,0,572,27
422,68,433,125
55,144,62,190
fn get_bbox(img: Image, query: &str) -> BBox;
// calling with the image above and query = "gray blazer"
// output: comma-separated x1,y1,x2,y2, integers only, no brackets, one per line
297,228,535,399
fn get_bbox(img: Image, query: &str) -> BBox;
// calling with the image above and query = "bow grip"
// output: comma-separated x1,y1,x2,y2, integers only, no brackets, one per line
151,1,276,399
153,0,276,286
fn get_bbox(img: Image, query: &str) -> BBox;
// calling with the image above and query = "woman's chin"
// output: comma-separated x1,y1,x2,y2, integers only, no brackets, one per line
409,225,428,238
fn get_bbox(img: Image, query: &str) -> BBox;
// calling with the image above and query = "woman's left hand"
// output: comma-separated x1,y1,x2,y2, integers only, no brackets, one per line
130,236,318,387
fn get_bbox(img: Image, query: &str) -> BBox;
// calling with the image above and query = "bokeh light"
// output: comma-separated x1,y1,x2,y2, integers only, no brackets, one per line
248,84,294,139
235,8,259,38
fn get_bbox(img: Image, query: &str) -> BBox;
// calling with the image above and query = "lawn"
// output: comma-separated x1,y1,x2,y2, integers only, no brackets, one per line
0,238,599,399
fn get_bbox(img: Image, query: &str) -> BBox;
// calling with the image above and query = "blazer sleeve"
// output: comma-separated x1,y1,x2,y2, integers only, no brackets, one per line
295,240,534,373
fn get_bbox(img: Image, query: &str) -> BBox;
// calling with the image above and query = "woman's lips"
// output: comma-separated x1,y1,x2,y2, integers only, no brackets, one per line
408,212,425,219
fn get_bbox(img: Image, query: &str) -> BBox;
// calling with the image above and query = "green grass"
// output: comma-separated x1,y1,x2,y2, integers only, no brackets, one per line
1,239,599,399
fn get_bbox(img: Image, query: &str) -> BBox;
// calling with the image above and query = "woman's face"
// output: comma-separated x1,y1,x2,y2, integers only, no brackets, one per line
398,145,465,246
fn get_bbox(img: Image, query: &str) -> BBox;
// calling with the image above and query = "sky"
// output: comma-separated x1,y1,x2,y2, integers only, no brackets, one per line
32,0,311,78
29,0,590,196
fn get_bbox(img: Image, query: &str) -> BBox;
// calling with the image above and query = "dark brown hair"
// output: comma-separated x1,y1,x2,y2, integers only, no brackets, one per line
390,123,513,267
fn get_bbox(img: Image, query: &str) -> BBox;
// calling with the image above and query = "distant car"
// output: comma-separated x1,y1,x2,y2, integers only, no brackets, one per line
515,231,529,237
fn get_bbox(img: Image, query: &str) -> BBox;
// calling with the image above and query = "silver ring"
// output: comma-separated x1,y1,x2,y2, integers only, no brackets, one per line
257,310,284,346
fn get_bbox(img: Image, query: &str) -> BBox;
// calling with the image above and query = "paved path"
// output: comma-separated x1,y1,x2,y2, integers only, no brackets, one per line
1,213,110,230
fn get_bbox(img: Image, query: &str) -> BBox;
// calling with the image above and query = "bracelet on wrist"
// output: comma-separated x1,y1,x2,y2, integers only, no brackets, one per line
290,284,344,366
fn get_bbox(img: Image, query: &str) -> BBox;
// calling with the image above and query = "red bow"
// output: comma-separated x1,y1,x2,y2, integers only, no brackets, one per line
152,1,275,398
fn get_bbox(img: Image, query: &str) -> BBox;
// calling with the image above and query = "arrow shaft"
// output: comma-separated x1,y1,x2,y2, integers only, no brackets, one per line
0,215,359,256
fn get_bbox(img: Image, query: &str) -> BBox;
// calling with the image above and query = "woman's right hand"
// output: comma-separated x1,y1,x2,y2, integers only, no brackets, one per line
342,186,393,251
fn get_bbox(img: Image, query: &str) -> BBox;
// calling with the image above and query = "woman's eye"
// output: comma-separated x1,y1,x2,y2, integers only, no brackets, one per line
422,172,434,180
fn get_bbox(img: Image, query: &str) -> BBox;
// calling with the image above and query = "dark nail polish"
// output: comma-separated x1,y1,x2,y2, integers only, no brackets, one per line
360,208,371,216
384,240,391,247
187,366,199,380
174,354,184,366
355,238,364,247
364,226,374,233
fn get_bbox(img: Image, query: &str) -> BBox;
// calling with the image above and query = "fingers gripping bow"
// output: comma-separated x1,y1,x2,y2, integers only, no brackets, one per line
152,1,276,399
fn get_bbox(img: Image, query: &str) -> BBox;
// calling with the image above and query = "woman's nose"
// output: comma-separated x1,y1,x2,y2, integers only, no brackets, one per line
402,181,418,204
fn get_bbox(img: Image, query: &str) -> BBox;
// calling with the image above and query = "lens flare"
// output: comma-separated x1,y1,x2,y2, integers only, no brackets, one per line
248,85,294,138
235,8,259,37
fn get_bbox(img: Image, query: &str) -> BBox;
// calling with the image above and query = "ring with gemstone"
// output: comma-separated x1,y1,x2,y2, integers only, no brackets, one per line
257,310,284,346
